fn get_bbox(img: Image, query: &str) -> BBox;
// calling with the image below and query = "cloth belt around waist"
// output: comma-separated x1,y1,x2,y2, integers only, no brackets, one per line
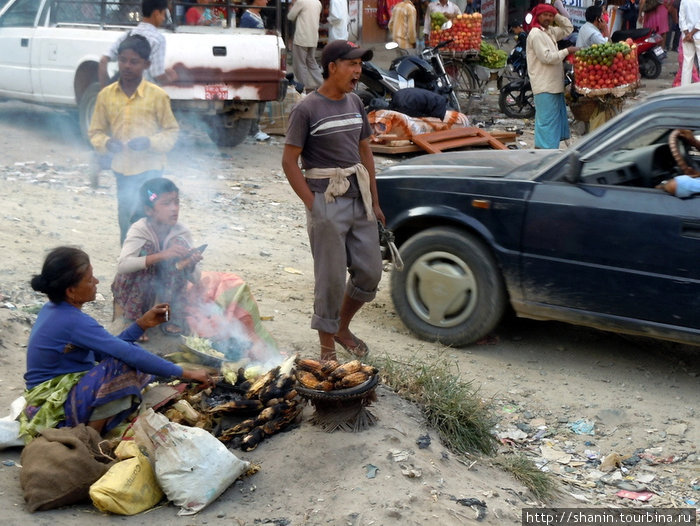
305,163,375,220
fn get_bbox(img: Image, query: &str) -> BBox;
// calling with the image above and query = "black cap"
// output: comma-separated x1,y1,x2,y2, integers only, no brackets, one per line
321,40,373,70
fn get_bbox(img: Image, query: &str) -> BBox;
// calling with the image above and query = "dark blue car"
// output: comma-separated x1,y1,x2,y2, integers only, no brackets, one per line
376,85,700,347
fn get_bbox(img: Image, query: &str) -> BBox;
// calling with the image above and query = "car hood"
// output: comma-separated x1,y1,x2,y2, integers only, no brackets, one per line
377,149,561,181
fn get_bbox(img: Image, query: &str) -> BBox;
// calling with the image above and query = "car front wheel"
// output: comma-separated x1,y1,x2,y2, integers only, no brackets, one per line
390,227,506,347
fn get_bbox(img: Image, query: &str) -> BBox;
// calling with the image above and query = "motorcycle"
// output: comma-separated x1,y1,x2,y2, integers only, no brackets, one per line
610,27,666,79
498,42,575,120
357,39,461,112
498,35,535,119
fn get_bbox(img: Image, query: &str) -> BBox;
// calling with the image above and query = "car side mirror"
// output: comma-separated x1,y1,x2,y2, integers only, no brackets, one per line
563,151,582,183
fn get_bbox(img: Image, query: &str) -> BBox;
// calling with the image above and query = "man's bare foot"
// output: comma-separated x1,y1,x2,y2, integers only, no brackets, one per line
333,332,369,358
320,344,337,362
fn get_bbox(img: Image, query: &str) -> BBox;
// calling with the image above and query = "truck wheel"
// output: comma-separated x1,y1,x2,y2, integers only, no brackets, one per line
78,82,101,142
206,116,255,147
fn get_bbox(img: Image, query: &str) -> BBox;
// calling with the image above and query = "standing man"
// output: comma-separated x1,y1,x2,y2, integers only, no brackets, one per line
98,0,177,87
327,0,350,42
389,0,418,50
576,5,609,48
679,0,700,85
526,3,577,149
89,35,179,244
282,40,385,361
287,0,324,91
424,0,461,39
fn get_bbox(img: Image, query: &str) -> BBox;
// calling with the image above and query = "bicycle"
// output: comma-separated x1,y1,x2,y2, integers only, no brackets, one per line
442,51,495,114
441,35,511,114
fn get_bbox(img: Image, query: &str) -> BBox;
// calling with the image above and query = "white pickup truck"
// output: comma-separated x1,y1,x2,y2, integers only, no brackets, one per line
0,0,287,146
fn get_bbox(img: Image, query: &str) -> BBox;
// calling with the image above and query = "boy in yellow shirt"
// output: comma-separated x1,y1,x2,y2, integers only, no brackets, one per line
89,34,179,244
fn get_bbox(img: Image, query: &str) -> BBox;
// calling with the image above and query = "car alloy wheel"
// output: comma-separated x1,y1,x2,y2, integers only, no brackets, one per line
390,227,506,346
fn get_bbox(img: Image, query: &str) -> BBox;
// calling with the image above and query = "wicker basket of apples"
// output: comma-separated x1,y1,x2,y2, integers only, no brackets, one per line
573,40,640,97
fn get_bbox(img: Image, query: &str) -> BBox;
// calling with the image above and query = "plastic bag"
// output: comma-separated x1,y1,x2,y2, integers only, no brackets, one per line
89,440,164,515
0,396,26,450
134,409,249,515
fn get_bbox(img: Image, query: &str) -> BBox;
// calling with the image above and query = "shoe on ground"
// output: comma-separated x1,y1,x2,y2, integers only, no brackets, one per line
255,131,270,141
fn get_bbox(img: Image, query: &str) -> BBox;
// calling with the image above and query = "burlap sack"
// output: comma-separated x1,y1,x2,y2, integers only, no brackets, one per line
20,424,115,512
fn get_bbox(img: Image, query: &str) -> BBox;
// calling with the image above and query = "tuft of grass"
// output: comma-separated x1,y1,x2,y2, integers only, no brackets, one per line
493,454,558,501
368,353,498,456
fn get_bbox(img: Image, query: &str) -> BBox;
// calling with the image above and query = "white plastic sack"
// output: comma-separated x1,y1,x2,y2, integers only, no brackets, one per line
0,396,26,449
135,408,249,516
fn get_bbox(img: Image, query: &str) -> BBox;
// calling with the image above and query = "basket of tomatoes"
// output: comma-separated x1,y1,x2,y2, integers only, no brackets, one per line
573,40,640,97
428,12,482,53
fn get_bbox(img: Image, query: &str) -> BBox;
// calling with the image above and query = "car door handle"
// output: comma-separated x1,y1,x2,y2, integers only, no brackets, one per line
681,220,700,239
21,38,29,47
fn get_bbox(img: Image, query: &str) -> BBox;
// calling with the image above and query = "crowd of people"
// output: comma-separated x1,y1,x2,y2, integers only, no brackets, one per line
15,0,700,443
20,0,384,441
522,0,700,147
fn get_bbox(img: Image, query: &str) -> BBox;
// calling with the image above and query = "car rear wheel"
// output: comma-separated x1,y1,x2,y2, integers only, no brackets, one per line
390,227,506,347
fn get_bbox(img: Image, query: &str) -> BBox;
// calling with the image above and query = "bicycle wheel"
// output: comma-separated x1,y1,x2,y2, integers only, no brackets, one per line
443,59,477,113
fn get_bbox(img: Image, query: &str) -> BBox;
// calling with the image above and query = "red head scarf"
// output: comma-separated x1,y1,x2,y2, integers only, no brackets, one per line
530,3,559,30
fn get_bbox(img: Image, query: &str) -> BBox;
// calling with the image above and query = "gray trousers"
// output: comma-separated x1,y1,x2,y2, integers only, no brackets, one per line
306,193,382,334
292,44,323,90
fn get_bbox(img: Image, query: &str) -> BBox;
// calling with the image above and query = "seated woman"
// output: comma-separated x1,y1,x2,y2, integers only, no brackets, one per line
112,177,202,337
21,246,213,440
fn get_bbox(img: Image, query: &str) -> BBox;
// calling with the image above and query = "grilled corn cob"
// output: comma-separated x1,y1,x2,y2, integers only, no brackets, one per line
336,371,369,388
331,360,362,380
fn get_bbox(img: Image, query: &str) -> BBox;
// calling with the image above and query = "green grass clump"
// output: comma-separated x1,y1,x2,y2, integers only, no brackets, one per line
366,353,557,501
369,354,498,456
493,454,558,501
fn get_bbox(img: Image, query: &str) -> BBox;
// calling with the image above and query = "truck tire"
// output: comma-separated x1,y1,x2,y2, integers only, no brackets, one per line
206,116,255,147
78,82,101,142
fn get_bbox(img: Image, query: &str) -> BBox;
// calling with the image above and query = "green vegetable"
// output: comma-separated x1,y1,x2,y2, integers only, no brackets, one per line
478,41,507,69
430,11,448,30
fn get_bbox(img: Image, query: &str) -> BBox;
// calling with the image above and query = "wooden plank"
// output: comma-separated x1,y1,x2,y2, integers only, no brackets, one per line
369,129,517,155
412,127,511,154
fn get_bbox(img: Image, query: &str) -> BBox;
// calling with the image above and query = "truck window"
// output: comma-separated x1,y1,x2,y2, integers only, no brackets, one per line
47,0,140,26
0,0,42,26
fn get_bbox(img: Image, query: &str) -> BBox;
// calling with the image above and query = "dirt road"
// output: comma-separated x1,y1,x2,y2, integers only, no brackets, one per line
0,60,697,524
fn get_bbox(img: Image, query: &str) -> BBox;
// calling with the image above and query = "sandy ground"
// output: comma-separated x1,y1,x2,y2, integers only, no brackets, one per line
0,52,698,525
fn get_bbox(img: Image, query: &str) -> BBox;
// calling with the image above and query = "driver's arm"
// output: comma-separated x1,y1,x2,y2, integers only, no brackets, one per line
658,175,700,197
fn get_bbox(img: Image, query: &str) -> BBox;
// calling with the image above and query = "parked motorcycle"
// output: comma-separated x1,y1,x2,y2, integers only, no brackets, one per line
357,40,460,112
610,27,666,79
498,36,535,119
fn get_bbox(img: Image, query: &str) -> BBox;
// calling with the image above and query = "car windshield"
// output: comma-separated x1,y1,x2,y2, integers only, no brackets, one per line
578,126,700,188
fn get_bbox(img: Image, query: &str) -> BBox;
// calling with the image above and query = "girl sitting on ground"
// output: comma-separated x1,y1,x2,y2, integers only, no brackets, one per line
112,177,203,338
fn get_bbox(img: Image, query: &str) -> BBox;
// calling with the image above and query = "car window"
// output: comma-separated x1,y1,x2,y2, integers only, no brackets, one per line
579,126,700,188
0,0,42,27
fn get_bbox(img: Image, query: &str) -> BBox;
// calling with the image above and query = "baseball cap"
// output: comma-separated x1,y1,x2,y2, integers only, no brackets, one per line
321,40,373,70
